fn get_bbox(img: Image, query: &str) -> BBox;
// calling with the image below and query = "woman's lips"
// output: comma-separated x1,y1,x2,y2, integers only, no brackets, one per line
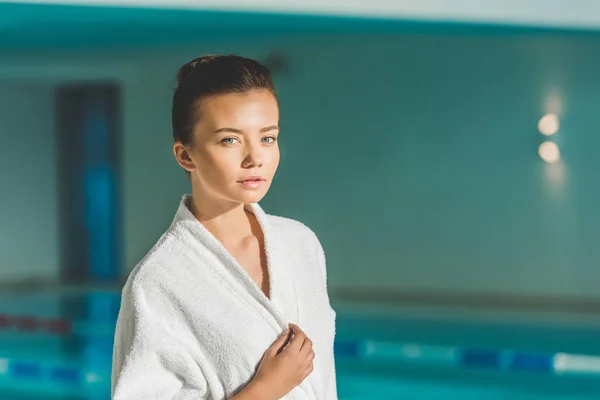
238,177,265,189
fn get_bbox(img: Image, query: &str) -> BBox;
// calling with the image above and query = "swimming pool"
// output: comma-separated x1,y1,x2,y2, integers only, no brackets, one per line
0,291,599,399
332,302,600,399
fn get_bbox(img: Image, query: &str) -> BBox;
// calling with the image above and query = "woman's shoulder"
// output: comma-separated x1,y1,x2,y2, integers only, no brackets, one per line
122,232,183,291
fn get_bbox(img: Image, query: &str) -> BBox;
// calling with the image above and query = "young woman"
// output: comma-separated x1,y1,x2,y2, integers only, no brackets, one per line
111,54,338,400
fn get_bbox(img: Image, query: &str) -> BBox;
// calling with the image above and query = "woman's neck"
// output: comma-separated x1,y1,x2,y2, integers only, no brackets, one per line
188,190,252,245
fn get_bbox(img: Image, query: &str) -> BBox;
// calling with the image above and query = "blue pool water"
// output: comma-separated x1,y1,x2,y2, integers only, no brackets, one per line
0,291,599,399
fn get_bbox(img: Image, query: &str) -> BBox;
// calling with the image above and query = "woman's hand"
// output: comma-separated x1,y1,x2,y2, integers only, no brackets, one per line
250,323,315,400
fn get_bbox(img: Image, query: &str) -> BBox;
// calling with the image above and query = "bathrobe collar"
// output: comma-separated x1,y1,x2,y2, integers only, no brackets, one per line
170,194,300,331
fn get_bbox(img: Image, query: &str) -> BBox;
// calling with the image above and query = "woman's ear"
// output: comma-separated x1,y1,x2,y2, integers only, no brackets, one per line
173,142,196,172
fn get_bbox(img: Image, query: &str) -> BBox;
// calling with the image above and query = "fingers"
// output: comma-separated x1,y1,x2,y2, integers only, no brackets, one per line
291,324,313,356
302,362,314,379
299,336,313,356
284,323,307,354
268,328,291,356
282,324,314,363
305,349,315,363
280,323,315,381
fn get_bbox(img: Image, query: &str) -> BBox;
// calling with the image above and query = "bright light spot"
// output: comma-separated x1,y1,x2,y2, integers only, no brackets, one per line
539,141,561,163
538,113,560,136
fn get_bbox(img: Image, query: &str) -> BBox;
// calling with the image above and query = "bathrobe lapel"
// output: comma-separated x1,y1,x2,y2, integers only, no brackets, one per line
170,195,300,332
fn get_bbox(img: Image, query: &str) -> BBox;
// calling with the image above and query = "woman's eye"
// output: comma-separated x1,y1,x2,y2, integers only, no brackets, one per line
221,137,237,145
263,136,277,144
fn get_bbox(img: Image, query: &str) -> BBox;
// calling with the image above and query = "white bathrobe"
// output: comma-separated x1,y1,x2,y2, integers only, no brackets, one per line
111,195,338,400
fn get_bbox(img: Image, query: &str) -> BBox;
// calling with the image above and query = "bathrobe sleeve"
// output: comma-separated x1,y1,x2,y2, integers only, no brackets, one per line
111,277,209,400
315,237,339,400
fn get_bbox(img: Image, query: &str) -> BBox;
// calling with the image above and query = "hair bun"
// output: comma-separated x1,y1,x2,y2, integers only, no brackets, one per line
176,54,221,85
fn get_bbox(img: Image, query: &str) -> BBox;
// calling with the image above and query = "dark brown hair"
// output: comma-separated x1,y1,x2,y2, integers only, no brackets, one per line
172,54,276,147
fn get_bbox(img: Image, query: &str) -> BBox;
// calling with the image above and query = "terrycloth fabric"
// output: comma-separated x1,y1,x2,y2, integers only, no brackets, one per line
111,194,337,400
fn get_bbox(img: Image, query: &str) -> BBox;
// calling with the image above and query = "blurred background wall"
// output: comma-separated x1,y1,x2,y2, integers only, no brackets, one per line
2,3,600,303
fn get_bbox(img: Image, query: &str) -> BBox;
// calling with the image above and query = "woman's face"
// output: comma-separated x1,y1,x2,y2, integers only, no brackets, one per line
175,89,280,206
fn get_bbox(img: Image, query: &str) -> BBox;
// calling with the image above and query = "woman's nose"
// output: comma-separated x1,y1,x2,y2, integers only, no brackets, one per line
242,146,263,168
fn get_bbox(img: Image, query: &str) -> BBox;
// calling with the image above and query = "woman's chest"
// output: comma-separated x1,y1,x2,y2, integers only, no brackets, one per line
225,238,271,299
